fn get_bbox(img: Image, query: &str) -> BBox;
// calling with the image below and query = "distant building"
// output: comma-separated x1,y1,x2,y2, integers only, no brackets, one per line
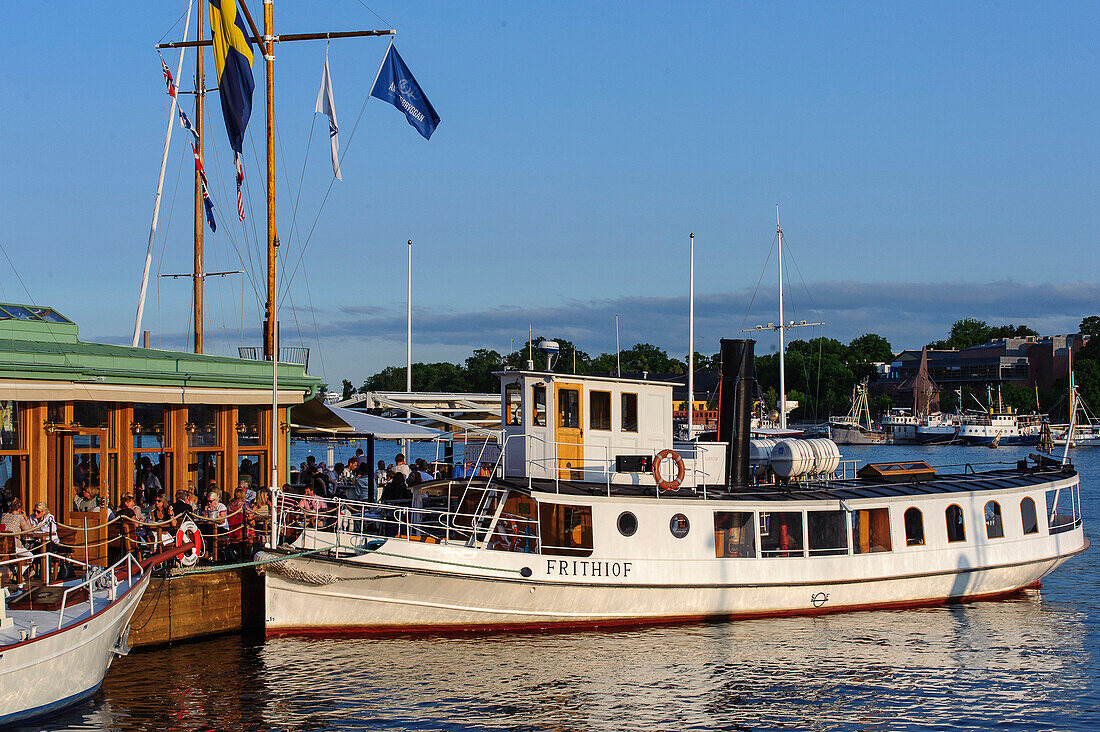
879,334,1086,395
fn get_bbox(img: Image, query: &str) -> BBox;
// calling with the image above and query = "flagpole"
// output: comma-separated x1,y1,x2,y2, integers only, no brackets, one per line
133,0,194,347
615,315,621,377
688,232,694,440
407,238,413,394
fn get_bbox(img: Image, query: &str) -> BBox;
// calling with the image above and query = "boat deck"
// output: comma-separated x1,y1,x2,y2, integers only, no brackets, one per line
520,463,1076,502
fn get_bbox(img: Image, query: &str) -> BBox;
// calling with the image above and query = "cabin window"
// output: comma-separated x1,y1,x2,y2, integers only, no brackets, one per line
807,510,847,556
714,511,756,557
532,384,546,427
1046,487,1079,534
538,503,593,556
985,501,1004,539
0,401,20,450
558,389,580,429
945,504,966,543
904,507,925,546
852,508,892,553
617,511,638,537
621,393,638,432
590,391,612,431
669,513,691,538
760,511,804,557
1021,497,1039,535
504,383,522,426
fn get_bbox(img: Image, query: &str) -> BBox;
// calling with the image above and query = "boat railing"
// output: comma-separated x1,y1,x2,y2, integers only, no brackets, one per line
273,490,541,554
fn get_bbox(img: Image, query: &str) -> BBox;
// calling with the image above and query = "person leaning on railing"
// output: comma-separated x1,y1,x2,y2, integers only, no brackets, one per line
116,494,140,556
226,488,255,561
147,493,175,552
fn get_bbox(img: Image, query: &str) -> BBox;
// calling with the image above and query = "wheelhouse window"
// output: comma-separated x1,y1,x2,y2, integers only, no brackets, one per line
714,511,756,557
945,504,966,543
904,507,925,546
532,384,546,427
760,511,804,558
539,503,593,557
1021,497,1039,535
504,383,522,426
807,510,847,556
558,389,580,429
985,501,1004,539
852,508,892,553
621,393,638,432
590,391,611,431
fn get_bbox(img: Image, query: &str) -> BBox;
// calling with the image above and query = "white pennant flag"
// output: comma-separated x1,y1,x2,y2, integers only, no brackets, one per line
315,48,342,180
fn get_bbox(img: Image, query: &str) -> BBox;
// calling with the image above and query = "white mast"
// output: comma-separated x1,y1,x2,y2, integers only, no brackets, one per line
270,239,279,491
1062,342,1076,465
406,239,412,394
133,1,194,346
688,233,695,439
615,314,621,377
777,205,787,429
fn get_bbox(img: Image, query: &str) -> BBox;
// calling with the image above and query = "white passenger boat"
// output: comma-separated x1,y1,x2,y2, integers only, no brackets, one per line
261,339,1088,634
0,550,154,725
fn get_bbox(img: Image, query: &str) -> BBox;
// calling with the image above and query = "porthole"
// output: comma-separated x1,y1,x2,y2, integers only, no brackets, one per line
617,511,638,537
670,513,690,539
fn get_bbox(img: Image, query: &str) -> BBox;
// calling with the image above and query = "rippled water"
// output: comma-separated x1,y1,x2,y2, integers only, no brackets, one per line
24,446,1100,731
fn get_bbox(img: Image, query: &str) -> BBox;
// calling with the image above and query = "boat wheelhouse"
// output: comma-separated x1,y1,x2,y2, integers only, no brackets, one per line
262,338,1087,634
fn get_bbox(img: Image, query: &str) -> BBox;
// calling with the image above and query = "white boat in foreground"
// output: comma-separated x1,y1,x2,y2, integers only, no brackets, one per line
0,549,166,725
261,338,1088,634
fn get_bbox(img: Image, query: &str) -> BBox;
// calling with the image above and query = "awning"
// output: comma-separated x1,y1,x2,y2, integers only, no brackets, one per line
291,399,446,440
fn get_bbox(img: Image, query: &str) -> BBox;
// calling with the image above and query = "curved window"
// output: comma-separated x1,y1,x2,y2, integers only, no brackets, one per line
985,501,1004,539
904,507,925,546
1021,497,1039,535
945,504,966,543
617,511,638,537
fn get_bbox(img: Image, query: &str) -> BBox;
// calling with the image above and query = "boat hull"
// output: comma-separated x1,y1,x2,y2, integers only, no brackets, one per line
263,537,1084,634
963,434,1039,447
0,572,151,726
827,425,889,445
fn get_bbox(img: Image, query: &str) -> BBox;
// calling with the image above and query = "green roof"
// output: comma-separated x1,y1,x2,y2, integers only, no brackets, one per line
0,303,320,393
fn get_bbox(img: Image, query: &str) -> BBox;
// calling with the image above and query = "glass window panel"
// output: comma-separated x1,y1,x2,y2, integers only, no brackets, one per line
945,504,966,543
621,393,638,432
238,454,263,488
760,511,804,557
72,402,109,429
133,453,169,505
194,452,222,497
532,385,546,427
714,511,756,558
237,405,261,447
1021,497,1039,535
808,510,848,555
538,503,593,557
0,401,19,450
985,501,1004,539
0,455,22,512
188,405,220,448
505,384,522,426
132,404,167,450
590,391,611,431
558,389,579,429
904,507,925,546
47,402,65,424
853,508,893,553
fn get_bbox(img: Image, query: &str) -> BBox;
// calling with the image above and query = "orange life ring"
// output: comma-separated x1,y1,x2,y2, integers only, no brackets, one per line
175,519,203,566
653,449,685,491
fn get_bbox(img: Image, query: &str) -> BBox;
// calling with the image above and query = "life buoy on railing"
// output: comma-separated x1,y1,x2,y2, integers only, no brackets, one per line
175,519,203,567
653,449,685,491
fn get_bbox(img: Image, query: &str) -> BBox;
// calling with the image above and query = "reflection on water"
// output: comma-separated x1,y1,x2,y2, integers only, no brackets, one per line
28,594,1097,732
27,445,1100,731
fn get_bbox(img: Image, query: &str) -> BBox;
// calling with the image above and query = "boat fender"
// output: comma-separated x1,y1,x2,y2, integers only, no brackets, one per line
653,449,685,491
175,519,203,567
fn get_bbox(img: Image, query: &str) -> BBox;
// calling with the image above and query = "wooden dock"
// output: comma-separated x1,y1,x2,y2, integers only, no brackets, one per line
128,566,265,648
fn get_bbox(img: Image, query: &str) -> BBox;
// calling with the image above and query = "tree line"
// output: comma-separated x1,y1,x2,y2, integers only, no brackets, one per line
339,316,1099,423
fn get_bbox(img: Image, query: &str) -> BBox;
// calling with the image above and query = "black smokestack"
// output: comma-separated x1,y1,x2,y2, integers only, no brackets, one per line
718,338,755,489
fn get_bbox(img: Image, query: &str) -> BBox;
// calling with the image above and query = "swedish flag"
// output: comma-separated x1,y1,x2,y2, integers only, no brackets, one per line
209,0,254,154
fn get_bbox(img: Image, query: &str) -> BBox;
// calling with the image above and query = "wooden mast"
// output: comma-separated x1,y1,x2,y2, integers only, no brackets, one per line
263,0,277,362
193,1,205,354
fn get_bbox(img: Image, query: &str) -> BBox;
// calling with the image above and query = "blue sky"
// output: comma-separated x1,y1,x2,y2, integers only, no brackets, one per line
0,2,1097,386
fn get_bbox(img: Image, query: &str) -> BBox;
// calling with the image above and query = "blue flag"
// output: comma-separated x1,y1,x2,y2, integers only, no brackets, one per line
370,44,440,140
209,0,255,154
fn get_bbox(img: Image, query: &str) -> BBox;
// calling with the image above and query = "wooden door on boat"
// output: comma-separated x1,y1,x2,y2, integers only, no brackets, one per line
555,383,583,480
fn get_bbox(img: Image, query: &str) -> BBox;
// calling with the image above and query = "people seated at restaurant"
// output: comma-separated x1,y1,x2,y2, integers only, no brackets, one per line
297,485,327,527
147,493,175,550
1,499,35,561
252,488,272,535
381,471,411,503
116,494,140,555
414,459,435,483
342,457,358,484
30,501,61,547
73,485,100,513
375,460,389,490
226,488,255,560
392,453,411,480
350,463,373,503
172,489,195,521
